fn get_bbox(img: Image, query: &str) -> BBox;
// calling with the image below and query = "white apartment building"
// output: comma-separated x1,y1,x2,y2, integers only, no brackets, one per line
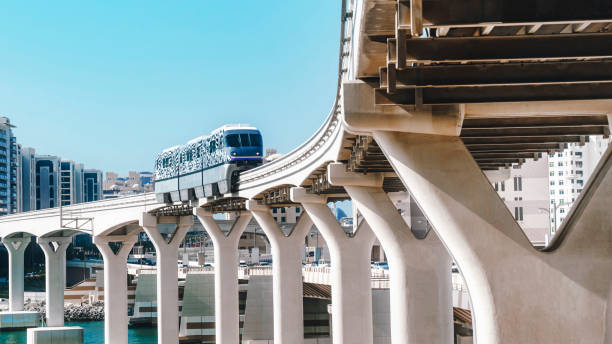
0,117,20,215
492,157,551,246
270,205,302,224
60,160,85,206
548,136,610,234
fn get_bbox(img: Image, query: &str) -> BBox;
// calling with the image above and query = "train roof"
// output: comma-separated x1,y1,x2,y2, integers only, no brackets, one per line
161,145,181,153
221,124,258,131
158,124,261,156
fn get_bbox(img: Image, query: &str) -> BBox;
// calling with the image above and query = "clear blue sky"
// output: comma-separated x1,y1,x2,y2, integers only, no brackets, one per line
0,1,341,175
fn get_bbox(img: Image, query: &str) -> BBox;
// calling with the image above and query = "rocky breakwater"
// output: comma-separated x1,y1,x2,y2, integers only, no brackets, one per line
24,301,105,321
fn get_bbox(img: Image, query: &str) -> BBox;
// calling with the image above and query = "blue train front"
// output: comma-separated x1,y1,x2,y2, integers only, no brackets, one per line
154,124,263,204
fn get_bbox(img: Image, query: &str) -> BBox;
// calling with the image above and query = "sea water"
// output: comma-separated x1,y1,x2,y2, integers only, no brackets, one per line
0,321,157,343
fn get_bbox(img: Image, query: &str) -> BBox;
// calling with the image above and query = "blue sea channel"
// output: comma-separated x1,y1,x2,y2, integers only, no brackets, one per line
0,321,157,344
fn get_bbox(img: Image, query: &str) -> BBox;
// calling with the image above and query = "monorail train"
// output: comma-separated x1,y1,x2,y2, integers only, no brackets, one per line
154,124,263,203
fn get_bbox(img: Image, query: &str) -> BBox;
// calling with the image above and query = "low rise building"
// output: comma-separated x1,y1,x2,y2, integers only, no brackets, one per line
102,171,154,199
492,157,551,246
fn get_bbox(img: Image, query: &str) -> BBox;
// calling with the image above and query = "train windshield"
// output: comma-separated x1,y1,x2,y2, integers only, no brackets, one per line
226,133,262,147
249,133,262,146
240,134,250,146
226,135,240,147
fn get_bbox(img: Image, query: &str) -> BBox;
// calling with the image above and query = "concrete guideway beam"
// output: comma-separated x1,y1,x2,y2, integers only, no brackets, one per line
93,234,139,344
37,236,72,328
342,80,464,136
327,163,453,344
2,236,31,312
194,208,253,344
246,200,312,344
373,131,612,343
291,187,376,344
140,214,193,344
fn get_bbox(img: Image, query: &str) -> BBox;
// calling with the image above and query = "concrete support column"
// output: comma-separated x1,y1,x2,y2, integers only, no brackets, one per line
373,131,612,343
327,163,453,344
37,236,72,327
195,209,253,344
140,214,194,344
246,200,313,344
2,236,31,312
291,187,376,344
93,235,139,344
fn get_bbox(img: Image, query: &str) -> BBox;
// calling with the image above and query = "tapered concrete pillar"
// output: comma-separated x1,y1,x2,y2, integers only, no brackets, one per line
37,236,72,327
246,200,313,344
373,131,612,343
93,235,139,344
291,187,376,344
327,163,453,344
140,214,193,344
195,209,252,344
3,236,31,312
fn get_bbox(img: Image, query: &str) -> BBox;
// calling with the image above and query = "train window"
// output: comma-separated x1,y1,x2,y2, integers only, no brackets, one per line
226,135,240,147
210,141,216,153
186,150,193,161
240,134,250,146
250,134,262,146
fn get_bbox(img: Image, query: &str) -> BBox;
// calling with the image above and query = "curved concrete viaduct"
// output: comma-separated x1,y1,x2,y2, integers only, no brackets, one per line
1,0,612,343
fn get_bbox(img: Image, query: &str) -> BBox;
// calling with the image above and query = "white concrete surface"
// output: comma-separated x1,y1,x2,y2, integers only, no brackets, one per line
141,214,193,344
374,132,612,343
27,326,83,344
329,163,453,344
247,201,313,344
0,311,40,329
37,236,71,328
292,188,376,344
3,236,30,312
195,209,252,344
93,234,138,344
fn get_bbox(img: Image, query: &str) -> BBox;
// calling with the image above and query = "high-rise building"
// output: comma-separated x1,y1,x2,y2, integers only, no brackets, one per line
19,152,103,210
83,169,102,203
59,160,84,206
34,155,61,209
0,117,20,215
19,147,36,212
548,136,610,234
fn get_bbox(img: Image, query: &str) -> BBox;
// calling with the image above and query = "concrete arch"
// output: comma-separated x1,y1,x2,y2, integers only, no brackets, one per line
96,220,141,238
2,230,38,239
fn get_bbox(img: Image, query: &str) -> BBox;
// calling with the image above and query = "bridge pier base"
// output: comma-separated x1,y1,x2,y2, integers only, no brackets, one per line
141,214,193,344
93,235,138,344
3,236,31,312
373,131,612,343
195,209,253,344
27,326,83,344
292,188,376,344
246,201,312,344
327,163,453,344
37,236,72,328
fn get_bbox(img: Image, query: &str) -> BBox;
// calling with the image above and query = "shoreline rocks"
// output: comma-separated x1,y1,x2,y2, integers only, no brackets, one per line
24,301,105,322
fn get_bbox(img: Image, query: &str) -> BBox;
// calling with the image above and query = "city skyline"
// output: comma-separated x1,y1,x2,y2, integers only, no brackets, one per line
0,2,341,175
